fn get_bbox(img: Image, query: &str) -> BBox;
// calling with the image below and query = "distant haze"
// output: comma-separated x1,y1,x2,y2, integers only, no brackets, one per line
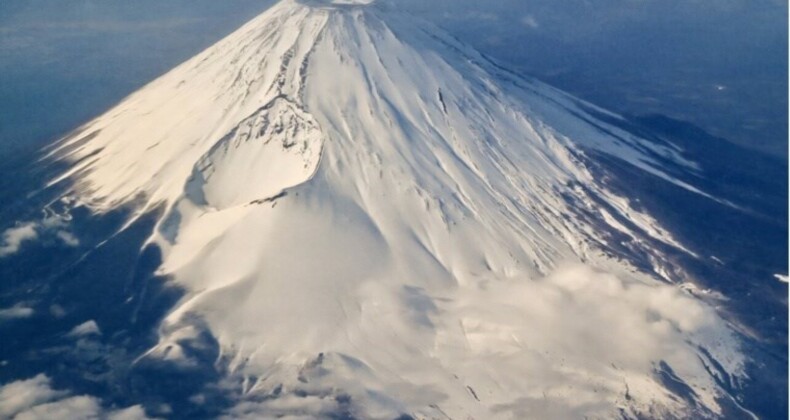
0,0,786,157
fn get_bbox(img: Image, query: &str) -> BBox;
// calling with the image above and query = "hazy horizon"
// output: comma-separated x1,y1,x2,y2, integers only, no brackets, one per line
0,0,787,158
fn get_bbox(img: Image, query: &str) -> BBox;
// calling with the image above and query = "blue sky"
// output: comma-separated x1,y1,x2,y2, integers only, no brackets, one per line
0,0,786,157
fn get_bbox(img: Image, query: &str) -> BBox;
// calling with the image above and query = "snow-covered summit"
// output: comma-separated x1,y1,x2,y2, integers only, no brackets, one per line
47,0,747,418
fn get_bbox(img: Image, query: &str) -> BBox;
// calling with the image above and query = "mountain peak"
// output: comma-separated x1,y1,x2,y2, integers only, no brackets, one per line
46,2,746,418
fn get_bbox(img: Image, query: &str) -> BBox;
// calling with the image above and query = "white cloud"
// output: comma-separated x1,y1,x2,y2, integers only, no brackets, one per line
0,375,66,418
0,305,34,321
108,406,156,420
67,320,102,338
56,231,80,247
180,264,743,419
13,396,102,420
0,213,79,259
520,14,539,28
0,224,38,257
49,304,67,318
0,374,156,420
430,264,744,417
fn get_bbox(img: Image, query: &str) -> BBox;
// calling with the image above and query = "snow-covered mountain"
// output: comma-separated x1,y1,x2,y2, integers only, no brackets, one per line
40,0,752,418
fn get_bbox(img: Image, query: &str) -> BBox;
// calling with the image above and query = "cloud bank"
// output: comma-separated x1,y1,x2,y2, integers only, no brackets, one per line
157,264,744,418
0,374,154,420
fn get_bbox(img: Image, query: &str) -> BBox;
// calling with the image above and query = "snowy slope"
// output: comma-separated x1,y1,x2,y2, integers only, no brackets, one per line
47,0,747,418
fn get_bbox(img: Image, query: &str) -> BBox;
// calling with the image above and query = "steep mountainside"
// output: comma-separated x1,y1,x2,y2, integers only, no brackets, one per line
30,0,760,418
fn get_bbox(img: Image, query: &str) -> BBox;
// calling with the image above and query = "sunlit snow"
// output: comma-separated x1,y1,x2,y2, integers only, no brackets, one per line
46,0,746,417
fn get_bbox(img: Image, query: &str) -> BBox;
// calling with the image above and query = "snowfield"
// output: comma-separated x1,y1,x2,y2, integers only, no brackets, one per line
45,0,749,418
